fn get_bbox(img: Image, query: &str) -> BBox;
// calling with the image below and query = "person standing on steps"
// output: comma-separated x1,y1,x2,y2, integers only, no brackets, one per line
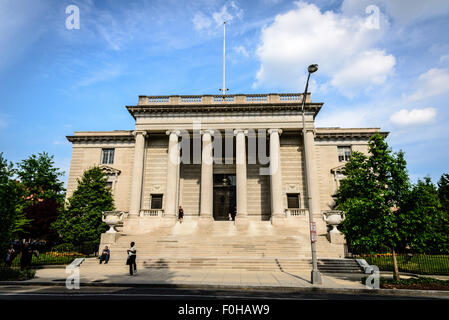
126,242,137,275
178,205,184,223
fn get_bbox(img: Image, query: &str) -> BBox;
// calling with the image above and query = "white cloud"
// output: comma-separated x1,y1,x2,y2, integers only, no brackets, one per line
390,108,437,126
408,68,449,101
254,2,395,94
233,45,249,57
341,0,449,25
330,50,395,94
193,1,243,32
193,12,212,31
440,55,449,63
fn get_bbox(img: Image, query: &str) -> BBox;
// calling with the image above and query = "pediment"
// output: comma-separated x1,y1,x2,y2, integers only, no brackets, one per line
99,165,121,175
330,164,346,174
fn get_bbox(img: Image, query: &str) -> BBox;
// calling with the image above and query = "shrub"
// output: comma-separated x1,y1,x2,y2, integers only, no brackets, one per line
0,267,35,281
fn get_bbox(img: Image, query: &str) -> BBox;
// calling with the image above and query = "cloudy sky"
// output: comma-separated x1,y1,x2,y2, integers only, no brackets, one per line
0,0,448,185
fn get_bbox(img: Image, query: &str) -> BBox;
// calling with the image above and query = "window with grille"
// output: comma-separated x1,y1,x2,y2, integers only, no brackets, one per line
287,193,300,208
338,146,351,162
151,194,163,209
101,148,115,164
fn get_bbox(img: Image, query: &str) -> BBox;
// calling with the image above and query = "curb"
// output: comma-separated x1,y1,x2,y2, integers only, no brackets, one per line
1,280,448,298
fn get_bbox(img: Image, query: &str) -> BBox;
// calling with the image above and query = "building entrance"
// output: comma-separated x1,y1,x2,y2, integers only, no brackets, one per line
213,174,236,221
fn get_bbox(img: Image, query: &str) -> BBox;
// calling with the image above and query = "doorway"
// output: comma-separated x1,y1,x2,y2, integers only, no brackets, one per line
213,174,236,221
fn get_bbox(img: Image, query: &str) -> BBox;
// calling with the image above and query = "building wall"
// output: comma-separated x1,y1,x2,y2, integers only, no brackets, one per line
280,134,306,209
66,142,134,212
141,135,168,211
180,164,201,216
315,140,370,212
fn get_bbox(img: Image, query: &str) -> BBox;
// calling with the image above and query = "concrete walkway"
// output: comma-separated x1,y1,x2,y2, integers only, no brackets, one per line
25,266,366,290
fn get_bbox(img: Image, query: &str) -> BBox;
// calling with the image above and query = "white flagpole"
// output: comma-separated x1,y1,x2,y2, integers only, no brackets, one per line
223,20,226,96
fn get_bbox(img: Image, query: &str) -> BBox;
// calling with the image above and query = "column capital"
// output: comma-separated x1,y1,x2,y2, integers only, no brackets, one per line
200,129,215,135
132,130,147,137
268,128,283,135
166,130,181,137
233,129,248,135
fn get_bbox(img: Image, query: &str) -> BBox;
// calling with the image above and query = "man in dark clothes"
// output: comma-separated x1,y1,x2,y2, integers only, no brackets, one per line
20,243,33,270
99,246,110,264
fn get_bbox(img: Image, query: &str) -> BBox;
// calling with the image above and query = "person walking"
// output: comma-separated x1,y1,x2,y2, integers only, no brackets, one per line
178,206,184,223
5,245,16,267
20,243,32,270
126,242,137,275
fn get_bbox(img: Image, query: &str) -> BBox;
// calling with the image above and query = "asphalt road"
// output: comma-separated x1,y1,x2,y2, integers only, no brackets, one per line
0,285,446,300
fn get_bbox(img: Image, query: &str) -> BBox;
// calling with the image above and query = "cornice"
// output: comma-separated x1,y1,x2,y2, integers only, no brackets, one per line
66,134,134,143
126,103,323,120
315,131,389,140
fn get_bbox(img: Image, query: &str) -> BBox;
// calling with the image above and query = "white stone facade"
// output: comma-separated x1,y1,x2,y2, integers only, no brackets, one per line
66,93,387,246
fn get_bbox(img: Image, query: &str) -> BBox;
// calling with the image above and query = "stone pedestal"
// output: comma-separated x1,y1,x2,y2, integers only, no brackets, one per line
328,230,345,244
100,232,120,250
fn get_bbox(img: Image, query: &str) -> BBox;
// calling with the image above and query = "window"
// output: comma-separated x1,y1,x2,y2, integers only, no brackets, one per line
102,148,115,164
151,194,163,209
338,146,351,162
106,181,113,189
287,193,300,209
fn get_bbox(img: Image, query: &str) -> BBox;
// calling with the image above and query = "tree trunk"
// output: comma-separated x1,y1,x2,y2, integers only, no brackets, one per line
392,248,400,281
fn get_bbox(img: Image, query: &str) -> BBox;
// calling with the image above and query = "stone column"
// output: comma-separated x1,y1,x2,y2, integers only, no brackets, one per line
199,130,214,223
234,129,248,225
164,130,180,220
129,130,147,216
268,129,284,224
304,129,321,217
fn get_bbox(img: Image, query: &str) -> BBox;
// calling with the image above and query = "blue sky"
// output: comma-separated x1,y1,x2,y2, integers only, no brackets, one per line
0,0,448,186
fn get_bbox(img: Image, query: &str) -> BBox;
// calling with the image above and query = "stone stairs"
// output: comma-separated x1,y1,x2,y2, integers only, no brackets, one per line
82,220,348,273
317,259,364,273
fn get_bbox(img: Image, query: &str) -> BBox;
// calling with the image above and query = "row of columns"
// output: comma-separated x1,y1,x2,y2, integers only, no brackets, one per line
128,128,319,222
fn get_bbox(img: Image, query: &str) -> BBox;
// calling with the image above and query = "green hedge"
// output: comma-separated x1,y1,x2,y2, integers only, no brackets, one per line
0,267,35,281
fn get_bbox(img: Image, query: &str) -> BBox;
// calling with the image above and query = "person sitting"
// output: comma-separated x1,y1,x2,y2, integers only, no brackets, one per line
99,246,110,264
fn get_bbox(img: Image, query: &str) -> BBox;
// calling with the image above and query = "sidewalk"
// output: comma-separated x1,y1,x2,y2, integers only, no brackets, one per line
23,266,367,290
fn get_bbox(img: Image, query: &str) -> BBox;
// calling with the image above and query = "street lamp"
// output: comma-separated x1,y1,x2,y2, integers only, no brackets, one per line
301,64,322,284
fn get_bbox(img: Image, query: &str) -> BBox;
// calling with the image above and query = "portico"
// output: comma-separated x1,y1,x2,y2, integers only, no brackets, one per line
66,92,387,252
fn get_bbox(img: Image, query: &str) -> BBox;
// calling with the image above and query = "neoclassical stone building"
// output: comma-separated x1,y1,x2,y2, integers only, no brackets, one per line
67,93,386,244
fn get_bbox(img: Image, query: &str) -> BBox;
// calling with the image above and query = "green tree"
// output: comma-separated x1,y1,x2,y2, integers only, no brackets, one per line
335,133,410,280
52,167,113,245
16,152,65,240
438,174,449,213
401,177,448,253
0,153,24,255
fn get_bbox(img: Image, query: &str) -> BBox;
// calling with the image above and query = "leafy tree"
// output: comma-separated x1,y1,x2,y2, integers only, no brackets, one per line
16,152,65,240
400,177,448,253
438,174,449,213
52,167,113,245
335,133,410,280
0,153,24,255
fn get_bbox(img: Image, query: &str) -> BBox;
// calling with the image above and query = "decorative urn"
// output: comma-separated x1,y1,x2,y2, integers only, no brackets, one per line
322,210,345,234
102,211,124,233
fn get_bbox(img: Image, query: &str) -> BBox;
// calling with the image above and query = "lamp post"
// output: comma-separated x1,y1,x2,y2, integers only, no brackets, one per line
301,64,322,284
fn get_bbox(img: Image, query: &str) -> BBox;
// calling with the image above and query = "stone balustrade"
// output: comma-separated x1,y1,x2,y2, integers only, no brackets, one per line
138,93,310,106
140,209,164,217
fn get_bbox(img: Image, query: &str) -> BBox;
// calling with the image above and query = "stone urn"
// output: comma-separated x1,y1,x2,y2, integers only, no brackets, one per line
323,210,345,233
102,211,124,233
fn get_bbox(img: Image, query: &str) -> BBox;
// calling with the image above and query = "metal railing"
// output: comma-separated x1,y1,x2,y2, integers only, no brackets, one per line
356,254,449,275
